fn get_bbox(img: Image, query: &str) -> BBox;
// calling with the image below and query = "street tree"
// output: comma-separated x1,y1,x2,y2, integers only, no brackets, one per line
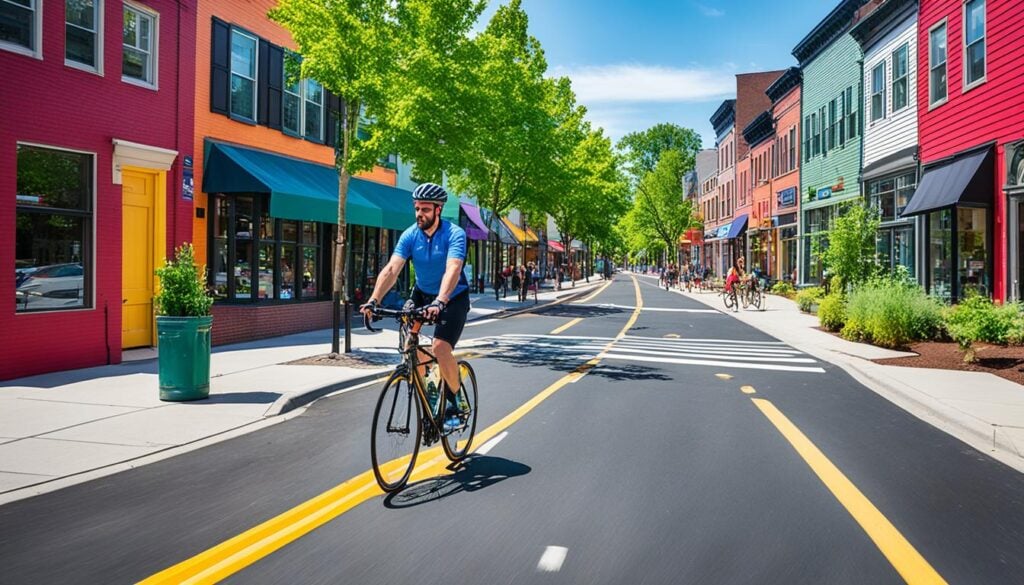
629,150,697,265
617,123,703,182
445,0,560,284
270,0,481,353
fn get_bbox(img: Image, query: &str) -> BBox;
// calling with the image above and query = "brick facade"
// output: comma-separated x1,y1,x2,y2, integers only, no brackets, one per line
211,301,333,346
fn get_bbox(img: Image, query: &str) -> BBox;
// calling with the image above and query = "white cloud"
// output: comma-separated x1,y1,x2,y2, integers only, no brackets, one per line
694,2,725,17
552,64,735,104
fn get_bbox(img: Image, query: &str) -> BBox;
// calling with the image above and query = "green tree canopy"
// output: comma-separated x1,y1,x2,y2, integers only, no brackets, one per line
617,122,703,182
628,149,697,260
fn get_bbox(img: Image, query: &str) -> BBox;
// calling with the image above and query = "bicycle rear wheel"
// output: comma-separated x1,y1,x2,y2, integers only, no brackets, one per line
723,290,735,309
371,372,422,492
442,361,479,461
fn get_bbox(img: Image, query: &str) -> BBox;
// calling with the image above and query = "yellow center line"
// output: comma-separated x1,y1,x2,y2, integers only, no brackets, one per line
573,278,614,304
140,275,643,585
740,385,756,394
550,318,583,335
751,398,947,585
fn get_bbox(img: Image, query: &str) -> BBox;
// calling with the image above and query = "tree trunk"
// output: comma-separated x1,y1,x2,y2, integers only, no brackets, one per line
332,100,357,354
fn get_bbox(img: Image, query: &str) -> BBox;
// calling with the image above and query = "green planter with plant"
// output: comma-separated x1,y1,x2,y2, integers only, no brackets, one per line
154,243,214,401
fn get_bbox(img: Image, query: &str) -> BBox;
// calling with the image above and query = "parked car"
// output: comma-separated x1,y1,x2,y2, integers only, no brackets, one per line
15,263,84,309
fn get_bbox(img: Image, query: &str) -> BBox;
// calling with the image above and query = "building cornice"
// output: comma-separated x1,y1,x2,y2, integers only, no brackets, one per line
710,99,736,136
792,0,868,65
850,0,917,49
766,67,802,104
742,111,775,148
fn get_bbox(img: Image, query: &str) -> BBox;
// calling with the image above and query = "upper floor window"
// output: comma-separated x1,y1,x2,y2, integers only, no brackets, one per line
963,0,986,88
66,0,101,71
230,29,257,121
123,4,156,86
304,79,324,142
929,21,948,106
871,62,886,121
892,44,909,111
789,126,796,170
283,52,303,135
845,86,858,140
1,0,39,55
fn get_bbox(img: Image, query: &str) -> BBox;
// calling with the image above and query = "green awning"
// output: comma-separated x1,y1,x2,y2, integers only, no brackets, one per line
202,140,381,227
348,178,414,231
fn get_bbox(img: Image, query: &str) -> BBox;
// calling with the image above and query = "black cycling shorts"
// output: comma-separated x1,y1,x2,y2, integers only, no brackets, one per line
411,288,470,347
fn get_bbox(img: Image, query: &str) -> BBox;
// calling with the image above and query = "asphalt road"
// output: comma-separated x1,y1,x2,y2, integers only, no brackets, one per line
2,274,1024,584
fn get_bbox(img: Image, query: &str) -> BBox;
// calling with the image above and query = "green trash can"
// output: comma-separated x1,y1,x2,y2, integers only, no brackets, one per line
157,315,213,401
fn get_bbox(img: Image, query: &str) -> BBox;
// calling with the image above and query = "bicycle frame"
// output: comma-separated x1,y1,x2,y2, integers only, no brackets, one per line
391,315,450,441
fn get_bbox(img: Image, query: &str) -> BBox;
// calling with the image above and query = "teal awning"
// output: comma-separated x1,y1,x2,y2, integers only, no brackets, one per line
348,178,414,231
202,141,381,227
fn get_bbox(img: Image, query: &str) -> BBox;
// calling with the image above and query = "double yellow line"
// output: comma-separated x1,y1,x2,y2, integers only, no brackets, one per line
141,276,642,584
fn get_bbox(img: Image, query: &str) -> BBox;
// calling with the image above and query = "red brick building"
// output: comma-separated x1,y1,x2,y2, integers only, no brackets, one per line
2,1,197,379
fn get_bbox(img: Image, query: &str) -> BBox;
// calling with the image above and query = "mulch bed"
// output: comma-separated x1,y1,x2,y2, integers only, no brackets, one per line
285,349,400,369
874,342,1024,387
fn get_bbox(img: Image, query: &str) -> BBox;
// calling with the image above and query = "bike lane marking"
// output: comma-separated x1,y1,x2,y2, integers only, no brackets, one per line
139,275,643,585
750,397,947,585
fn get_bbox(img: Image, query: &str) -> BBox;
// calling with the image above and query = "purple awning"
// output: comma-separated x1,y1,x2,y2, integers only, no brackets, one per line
460,202,491,240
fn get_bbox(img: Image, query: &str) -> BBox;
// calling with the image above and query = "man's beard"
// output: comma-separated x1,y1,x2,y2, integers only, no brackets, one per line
417,213,436,230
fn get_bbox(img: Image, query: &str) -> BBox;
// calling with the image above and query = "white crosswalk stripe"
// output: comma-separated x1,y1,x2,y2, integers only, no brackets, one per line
463,334,826,374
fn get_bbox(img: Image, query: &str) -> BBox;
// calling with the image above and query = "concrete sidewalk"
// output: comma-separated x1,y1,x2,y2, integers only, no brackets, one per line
670,280,1024,473
0,279,603,503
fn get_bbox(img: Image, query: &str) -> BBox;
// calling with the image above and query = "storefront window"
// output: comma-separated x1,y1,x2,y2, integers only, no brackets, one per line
208,194,326,302
15,145,92,312
958,207,988,297
929,209,953,301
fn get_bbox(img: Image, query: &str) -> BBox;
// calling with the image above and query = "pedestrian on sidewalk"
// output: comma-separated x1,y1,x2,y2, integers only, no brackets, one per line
513,265,523,302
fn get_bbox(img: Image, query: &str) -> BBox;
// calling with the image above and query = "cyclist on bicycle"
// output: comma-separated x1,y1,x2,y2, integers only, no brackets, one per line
360,183,470,431
724,256,746,311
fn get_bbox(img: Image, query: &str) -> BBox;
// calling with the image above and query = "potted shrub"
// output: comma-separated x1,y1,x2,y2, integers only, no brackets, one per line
154,243,214,401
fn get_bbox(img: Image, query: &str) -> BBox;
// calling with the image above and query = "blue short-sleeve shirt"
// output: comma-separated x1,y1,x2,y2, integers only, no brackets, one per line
394,220,469,297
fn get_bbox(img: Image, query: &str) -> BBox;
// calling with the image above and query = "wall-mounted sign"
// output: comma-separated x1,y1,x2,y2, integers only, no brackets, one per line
816,186,832,201
182,156,194,201
778,187,797,207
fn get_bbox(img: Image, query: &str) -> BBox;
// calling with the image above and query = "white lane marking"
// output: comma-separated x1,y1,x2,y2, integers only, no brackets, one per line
598,353,826,373
585,345,816,363
474,431,507,456
537,546,568,572
614,340,803,354
624,335,787,346
521,341,812,362
503,334,616,341
593,303,717,313
466,318,499,327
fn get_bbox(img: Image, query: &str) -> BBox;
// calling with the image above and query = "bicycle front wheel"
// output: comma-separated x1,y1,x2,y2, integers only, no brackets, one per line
723,290,735,309
371,372,422,492
442,361,479,461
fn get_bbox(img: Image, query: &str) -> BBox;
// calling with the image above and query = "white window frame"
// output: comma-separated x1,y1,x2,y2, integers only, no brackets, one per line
962,0,986,91
871,61,886,122
0,0,43,58
891,43,909,112
229,28,258,122
121,1,158,89
65,0,104,75
928,19,949,109
14,141,98,315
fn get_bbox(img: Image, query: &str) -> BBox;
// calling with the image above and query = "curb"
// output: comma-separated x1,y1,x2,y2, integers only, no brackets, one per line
672,282,1024,473
265,370,392,416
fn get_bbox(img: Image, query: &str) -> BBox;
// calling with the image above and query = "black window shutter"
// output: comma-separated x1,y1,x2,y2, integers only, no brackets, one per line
267,45,283,130
257,39,270,125
210,18,231,115
325,91,341,149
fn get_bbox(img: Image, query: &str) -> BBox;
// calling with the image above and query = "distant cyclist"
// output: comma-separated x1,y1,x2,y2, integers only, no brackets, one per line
360,183,470,431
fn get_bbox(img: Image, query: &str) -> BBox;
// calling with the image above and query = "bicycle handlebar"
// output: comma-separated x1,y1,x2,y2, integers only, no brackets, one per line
361,305,435,333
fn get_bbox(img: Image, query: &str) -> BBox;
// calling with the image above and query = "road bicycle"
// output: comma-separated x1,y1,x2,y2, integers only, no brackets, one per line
364,305,479,492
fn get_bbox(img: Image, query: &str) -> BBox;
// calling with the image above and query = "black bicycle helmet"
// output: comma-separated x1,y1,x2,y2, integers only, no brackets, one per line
411,182,448,203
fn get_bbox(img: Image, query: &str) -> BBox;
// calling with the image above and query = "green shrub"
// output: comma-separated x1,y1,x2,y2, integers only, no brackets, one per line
771,281,796,298
818,293,847,332
943,296,1024,349
154,243,214,317
796,287,825,313
841,277,943,349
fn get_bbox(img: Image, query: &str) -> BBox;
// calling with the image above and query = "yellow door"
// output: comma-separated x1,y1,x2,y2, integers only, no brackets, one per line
122,169,157,348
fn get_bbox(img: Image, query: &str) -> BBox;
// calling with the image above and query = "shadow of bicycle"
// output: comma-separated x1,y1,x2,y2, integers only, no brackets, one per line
382,455,531,508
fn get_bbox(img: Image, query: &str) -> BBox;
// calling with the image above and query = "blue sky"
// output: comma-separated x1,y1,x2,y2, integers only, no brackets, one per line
478,0,841,148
